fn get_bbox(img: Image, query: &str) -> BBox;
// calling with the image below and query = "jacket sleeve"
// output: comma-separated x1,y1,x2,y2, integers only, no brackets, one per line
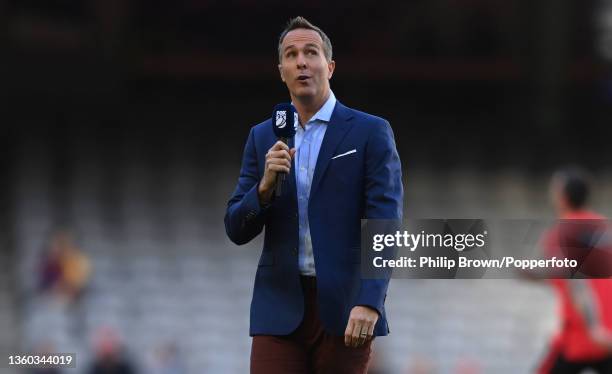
356,119,403,316
224,127,269,245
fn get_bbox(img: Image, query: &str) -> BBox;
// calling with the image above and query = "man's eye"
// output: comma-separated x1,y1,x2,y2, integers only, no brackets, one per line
307,50,317,55
286,51,296,58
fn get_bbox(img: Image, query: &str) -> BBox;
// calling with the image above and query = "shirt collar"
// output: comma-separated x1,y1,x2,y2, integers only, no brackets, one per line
293,90,337,126
310,90,336,123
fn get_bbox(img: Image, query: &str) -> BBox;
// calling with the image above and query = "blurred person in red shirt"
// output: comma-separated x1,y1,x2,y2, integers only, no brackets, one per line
88,326,137,374
537,168,612,374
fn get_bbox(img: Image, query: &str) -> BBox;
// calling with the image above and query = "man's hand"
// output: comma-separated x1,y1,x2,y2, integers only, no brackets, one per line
258,141,296,204
344,306,378,347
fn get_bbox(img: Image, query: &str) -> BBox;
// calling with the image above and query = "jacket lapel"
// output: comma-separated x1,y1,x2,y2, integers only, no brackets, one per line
310,102,354,197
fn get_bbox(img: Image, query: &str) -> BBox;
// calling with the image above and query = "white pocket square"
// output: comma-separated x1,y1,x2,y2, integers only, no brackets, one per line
331,149,357,160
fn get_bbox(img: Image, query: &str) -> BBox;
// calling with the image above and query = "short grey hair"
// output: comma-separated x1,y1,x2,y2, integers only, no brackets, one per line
278,16,333,62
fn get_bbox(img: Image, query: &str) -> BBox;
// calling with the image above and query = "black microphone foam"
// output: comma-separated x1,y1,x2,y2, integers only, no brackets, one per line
271,103,298,197
272,103,298,139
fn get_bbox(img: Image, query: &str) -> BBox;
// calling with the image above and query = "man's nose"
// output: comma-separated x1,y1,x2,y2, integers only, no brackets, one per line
296,52,307,68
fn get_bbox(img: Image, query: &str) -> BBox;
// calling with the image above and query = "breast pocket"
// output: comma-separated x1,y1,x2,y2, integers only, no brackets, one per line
328,150,362,190
331,149,357,161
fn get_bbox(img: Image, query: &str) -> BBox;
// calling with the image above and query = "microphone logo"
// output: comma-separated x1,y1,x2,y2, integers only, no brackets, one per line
275,111,287,129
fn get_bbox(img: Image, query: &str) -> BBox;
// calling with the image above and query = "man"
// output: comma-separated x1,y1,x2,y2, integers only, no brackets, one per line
537,168,612,374
224,16,403,373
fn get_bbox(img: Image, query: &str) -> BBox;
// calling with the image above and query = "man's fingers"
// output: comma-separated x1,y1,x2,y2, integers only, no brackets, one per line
344,320,354,347
357,324,369,347
270,141,289,152
267,158,291,169
267,150,291,161
351,320,363,347
353,319,371,347
345,307,379,347
367,321,375,341
268,164,290,174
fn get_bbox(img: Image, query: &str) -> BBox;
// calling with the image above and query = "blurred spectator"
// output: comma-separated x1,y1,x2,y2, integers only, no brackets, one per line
149,342,186,374
38,230,91,303
536,168,612,373
38,234,63,293
88,327,137,374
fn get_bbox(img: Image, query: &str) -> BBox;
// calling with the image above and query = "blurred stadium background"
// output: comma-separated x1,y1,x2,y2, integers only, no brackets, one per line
1,0,612,373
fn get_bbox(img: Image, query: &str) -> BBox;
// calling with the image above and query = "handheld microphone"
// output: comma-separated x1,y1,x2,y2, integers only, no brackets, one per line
272,103,298,197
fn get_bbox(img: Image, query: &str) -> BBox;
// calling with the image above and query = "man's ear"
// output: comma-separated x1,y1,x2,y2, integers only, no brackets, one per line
327,60,336,80
278,64,285,82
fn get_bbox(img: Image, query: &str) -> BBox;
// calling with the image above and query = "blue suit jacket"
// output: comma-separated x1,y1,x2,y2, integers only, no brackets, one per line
224,101,403,337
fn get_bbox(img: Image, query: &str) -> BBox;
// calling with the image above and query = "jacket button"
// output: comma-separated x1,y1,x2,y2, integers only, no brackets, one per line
293,248,298,255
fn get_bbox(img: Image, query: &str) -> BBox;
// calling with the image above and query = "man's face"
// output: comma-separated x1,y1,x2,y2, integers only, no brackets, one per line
278,28,335,102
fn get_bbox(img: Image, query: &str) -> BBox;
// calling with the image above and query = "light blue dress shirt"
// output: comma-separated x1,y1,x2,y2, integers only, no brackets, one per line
294,90,337,276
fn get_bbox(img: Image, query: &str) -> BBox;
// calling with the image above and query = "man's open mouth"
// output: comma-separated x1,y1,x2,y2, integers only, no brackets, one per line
297,75,310,81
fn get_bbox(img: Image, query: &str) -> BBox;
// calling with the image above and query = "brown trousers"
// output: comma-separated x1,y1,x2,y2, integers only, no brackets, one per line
251,276,373,374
